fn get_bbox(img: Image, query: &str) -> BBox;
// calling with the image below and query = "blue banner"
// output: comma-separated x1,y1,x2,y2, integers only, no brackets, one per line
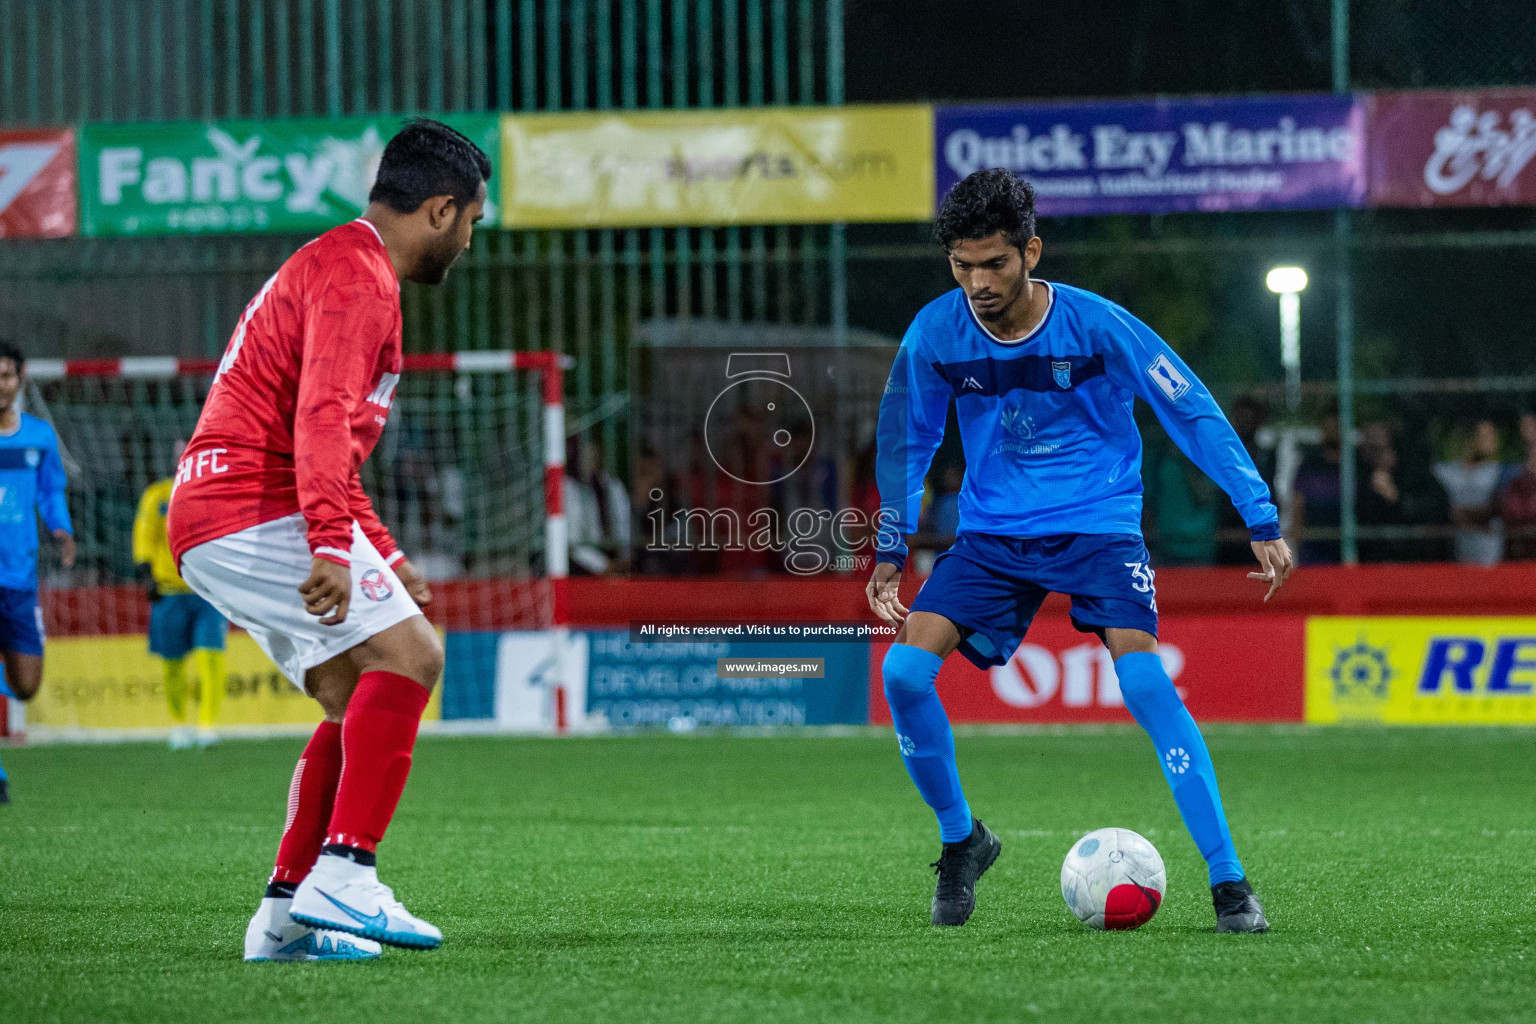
585,633,869,729
935,93,1366,217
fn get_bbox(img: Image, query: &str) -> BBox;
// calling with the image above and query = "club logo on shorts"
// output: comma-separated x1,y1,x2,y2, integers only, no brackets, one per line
358,568,394,602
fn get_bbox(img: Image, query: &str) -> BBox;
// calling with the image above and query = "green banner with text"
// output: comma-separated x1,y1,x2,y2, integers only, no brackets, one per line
79,115,499,237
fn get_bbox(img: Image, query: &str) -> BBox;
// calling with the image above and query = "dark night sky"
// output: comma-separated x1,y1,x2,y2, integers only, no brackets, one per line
843,0,1536,102
845,1,1329,102
837,0,1536,428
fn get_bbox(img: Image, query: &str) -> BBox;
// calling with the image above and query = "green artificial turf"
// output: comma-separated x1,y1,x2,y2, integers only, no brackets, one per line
2,727,1534,1023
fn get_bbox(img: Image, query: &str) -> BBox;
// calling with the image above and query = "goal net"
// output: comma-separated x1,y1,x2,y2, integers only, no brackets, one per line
4,352,567,736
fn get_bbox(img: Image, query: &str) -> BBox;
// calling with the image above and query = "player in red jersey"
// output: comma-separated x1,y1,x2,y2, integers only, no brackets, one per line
167,119,490,961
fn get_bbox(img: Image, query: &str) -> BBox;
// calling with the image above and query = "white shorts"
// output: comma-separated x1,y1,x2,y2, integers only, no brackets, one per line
179,513,422,689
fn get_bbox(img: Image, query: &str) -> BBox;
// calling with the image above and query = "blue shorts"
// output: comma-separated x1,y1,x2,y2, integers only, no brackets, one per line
0,587,45,657
910,533,1159,668
148,593,228,660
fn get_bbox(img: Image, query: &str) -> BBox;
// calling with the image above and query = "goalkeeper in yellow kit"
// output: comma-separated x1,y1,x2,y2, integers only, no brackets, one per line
133,472,229,748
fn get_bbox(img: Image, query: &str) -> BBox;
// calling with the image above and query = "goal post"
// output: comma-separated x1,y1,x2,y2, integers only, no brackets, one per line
2,351,569,739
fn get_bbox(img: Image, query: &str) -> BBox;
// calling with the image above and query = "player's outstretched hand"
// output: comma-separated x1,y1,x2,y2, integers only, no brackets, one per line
866,560,909,626
53,529,77,569
394,557,433,608
300,557,352,625
1247,538,1295,603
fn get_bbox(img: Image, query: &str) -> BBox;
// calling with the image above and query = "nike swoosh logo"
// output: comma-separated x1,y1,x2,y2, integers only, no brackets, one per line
317,889,389,931
264,930,284,943
277,934,317,956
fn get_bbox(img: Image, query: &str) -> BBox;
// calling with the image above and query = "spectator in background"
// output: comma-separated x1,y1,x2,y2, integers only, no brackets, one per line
1291,414,1342,564
1500,413,1536,561
848,440,882,555
564,438,632,575
1216,397,1272,564
1433,419,1505,565
1148,442,1219,566
1355,421,1410,563
630,442,677,575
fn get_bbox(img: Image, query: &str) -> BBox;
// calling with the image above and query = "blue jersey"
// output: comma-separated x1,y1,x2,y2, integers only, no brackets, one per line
0,412,72,590
875,282,1279,566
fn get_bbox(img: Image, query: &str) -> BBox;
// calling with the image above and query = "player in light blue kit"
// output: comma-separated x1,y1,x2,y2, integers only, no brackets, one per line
0,341,76,805
867,171,1292,932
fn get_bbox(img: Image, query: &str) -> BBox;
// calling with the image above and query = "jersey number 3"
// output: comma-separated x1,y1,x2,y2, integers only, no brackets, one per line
1124,561,1158,612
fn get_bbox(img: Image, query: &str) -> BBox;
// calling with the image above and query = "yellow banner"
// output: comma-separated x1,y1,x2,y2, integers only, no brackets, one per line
1306,617,1536,724
500,104,934,228
31,633,441,730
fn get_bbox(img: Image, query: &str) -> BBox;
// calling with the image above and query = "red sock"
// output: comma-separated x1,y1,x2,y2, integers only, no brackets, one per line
326,671,431,854
270,720,343,887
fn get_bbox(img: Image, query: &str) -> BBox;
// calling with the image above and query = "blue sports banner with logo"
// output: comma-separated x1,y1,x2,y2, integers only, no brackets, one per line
478,629,870,731
934,93,1366,217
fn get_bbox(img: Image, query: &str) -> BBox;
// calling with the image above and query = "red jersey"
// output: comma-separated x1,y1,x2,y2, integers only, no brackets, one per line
168,219,403,569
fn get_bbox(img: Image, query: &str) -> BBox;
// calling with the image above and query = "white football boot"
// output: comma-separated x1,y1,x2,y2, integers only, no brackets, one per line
243,897,382,962
289,853,442,950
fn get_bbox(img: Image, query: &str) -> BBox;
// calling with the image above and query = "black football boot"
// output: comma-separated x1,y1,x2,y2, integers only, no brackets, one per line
930,818,1002,926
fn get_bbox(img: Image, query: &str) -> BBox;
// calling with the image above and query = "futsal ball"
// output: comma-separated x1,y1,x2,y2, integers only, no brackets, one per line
1060,827,1166,930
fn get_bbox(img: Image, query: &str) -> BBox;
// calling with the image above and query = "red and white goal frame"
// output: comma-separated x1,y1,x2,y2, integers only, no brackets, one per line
2,350,571,739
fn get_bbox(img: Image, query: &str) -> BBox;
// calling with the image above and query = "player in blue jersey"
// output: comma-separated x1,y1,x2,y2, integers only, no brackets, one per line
867,170,1291,932
0,341,76,805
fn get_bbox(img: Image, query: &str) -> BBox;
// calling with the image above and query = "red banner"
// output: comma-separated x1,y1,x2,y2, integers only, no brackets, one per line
1367,89,1536,208
0,128,76,238
870,615,1305,725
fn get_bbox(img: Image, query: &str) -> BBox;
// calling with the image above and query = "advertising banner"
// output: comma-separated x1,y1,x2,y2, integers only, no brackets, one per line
31,632,441,730
0,128,76,238
1306,617,1536,725
935,94,1365,217
1367,89,1536,208
79,114,499,237
870,615,1305,725
500,104,933,228
493,629,869,732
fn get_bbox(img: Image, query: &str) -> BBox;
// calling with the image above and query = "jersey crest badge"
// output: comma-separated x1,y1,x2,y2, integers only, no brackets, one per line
1051,360,1073,390
1145,353,1191,402
961,375,983,390
24,448,39,468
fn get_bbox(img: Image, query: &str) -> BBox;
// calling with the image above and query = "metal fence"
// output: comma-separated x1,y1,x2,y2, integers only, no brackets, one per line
0,0,850,470
2,0,1534,569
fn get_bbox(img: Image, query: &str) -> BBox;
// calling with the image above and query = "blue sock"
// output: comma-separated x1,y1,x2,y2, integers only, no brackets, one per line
1115,651,1245,885
883,643,973,843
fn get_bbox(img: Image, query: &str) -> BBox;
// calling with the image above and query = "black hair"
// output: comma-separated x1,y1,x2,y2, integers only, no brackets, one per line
934,168,1037,255
0,338,24,373
368,117,493,215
